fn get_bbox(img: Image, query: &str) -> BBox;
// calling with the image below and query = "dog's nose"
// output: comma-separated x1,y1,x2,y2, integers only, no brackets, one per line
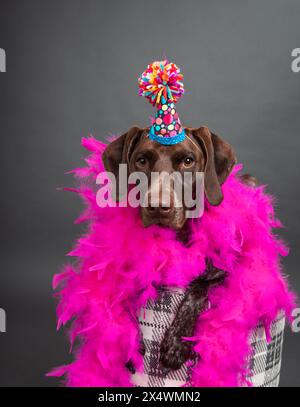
146,202,172,216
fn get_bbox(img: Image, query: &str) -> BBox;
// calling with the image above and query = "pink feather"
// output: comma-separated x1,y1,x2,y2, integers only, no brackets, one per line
49,137,296,387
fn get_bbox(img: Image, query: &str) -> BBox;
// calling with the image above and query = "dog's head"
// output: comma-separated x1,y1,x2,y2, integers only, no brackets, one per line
102,126,236,229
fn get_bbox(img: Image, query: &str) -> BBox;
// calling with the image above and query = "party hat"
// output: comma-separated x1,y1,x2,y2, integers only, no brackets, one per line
138,60,185,145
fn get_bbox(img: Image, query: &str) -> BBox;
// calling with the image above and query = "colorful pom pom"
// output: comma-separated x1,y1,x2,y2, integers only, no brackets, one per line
138,60,184,106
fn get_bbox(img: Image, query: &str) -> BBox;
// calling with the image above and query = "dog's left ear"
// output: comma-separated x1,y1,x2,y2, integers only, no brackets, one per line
102,126,145,201
102,126,145,177
189,126,237,206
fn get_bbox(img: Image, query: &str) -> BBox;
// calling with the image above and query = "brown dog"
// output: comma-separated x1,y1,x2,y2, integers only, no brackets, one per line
103,125,254,371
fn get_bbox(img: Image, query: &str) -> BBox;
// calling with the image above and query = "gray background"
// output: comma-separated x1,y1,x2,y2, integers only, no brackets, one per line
0,0,299,386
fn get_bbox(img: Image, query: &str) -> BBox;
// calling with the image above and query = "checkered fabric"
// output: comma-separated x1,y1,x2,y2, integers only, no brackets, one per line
131,287,285,387
248,312,285,387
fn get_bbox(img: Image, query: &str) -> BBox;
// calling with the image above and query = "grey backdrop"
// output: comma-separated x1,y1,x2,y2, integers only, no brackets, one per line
0,0,299,386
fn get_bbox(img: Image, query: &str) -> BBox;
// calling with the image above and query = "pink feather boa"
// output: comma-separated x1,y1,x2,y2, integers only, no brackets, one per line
49,136,296,387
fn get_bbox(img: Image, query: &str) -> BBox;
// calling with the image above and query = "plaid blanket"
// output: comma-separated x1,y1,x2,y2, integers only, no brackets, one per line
132,287,285,387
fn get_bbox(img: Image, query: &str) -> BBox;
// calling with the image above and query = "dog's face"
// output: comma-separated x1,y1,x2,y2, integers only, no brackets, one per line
102,126,236,230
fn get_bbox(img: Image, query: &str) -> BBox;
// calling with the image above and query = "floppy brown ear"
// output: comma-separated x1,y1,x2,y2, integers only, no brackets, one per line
210,131,237,184
189,126,236,206
102,126,145,201
102,126,144,177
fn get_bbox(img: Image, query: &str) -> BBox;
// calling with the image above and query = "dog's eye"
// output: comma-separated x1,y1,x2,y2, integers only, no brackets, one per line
136,156,147,166
183,156,194,167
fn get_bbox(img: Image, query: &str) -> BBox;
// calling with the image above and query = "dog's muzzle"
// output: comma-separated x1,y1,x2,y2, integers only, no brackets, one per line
140,173,185,229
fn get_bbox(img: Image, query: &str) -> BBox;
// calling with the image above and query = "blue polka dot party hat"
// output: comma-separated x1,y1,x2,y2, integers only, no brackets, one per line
138,60,186,145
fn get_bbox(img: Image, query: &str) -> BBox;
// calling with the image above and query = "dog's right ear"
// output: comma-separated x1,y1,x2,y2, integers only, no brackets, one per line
102,126,144,177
